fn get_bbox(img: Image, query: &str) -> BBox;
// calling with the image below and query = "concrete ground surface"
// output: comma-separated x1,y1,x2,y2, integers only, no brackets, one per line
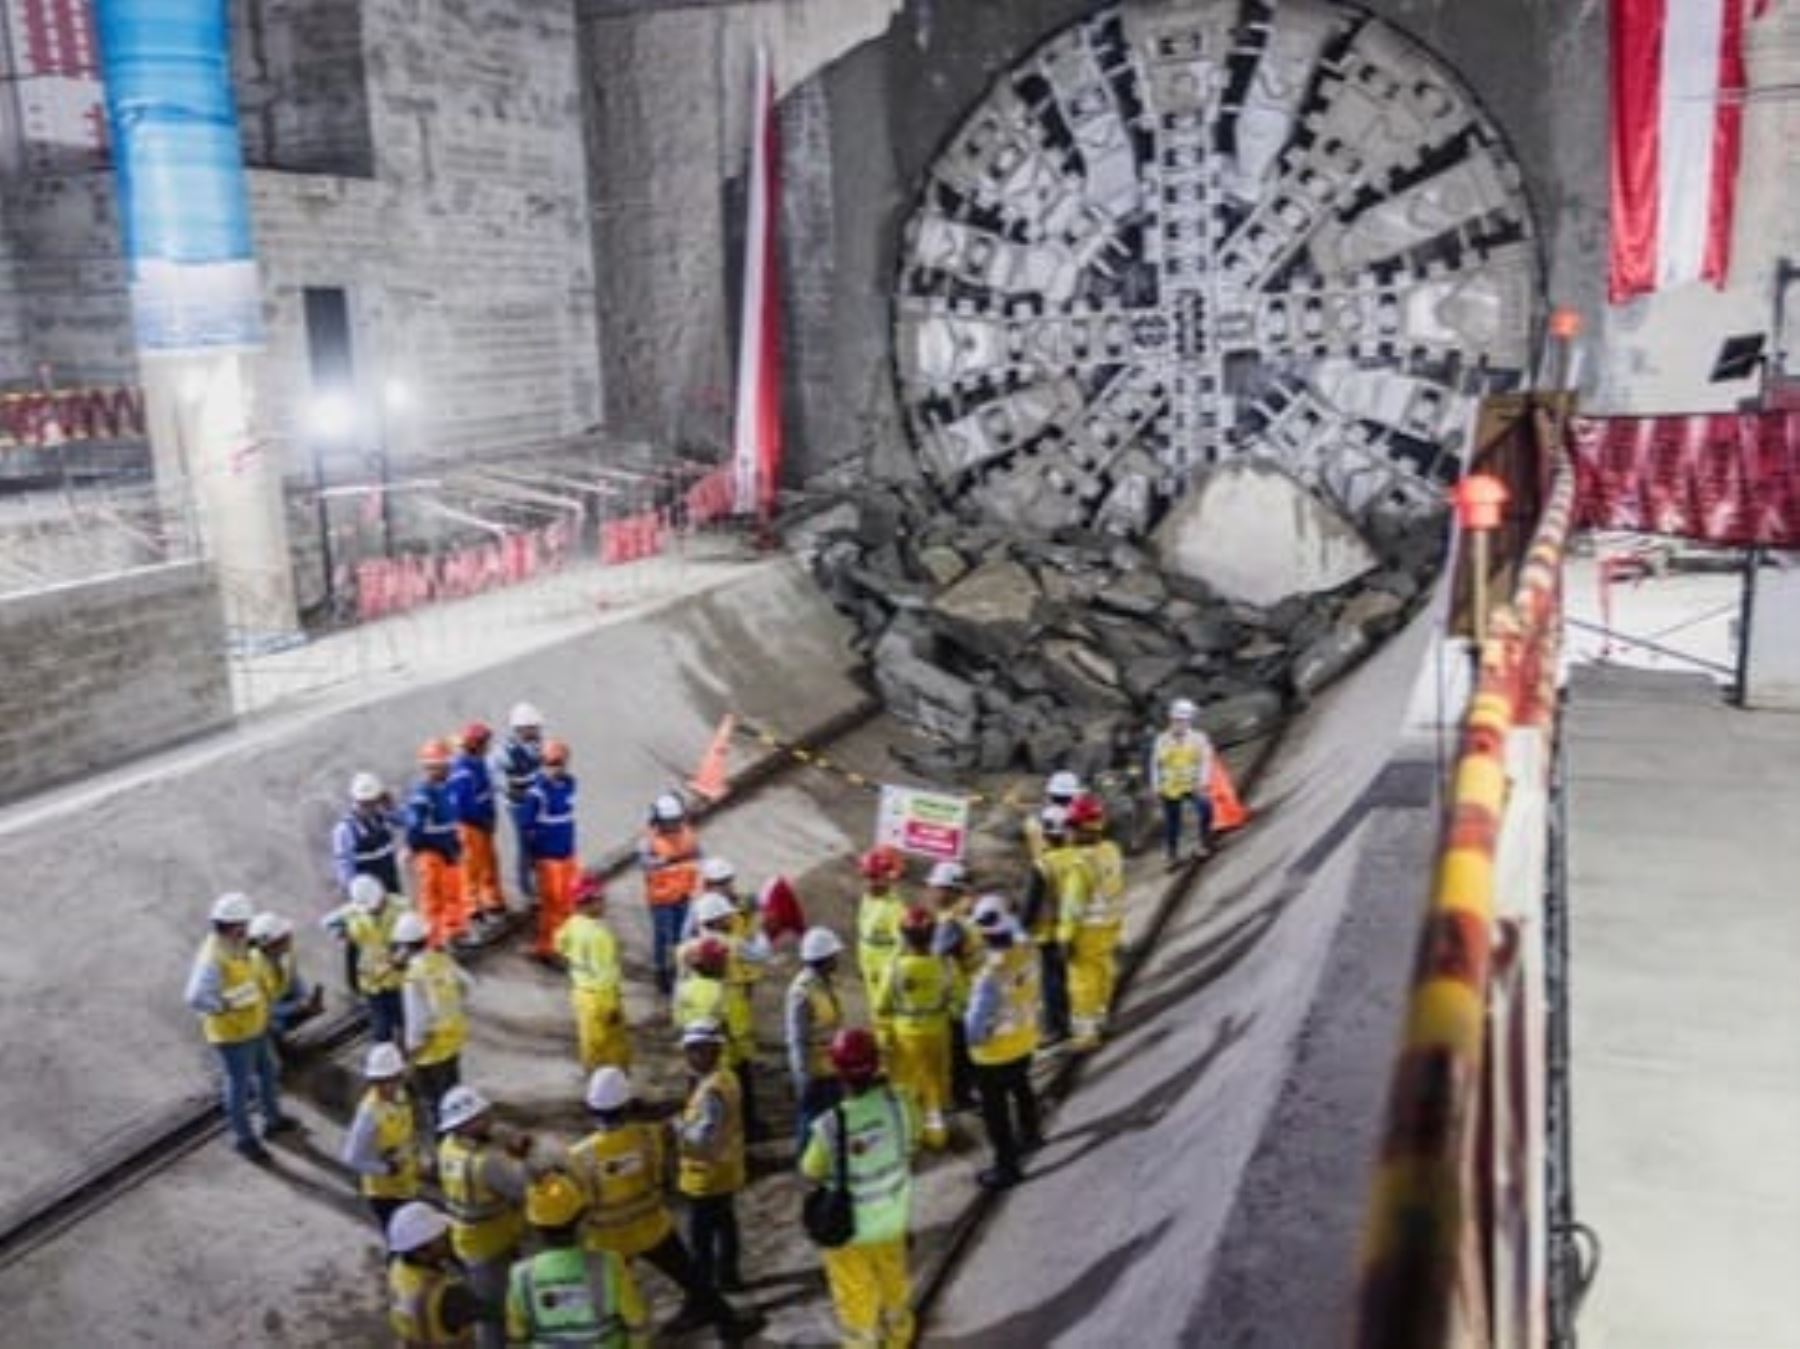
1565,663,1800,1349
927,599,1452,1346
0,556,867,1214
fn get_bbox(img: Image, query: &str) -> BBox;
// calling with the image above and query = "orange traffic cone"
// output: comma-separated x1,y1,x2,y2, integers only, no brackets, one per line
689,713,736,802
1208,757,1250,834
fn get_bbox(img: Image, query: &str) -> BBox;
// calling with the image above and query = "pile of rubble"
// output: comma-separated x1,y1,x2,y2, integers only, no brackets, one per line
794,483,1444,783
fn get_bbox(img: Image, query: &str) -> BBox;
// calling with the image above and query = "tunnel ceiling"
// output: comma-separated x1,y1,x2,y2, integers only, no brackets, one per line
893,0,1540,544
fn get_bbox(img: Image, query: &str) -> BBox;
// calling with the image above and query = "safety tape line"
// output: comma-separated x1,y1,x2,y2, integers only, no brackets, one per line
729,716,1148,808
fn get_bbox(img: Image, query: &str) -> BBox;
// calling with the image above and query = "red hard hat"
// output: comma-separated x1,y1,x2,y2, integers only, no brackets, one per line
899,905,934,939
689,936,729,976
542,739,570,766
859,846,902,881
829,1027,880,1082
461,721,492,750
418,738,451,767
1067,794,1106,830
573,871,606,905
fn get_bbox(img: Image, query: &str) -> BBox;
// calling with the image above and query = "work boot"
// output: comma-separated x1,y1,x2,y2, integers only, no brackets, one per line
978,1165,1021,1191
720,1308,767,1343
263,1114,302,1138
234,1138,273,1163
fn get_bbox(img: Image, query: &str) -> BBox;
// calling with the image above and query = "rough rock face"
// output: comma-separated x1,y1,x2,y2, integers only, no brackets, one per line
791,482,1444,783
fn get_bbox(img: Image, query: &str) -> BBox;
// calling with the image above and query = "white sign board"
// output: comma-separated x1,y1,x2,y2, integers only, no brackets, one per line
875,784,971,863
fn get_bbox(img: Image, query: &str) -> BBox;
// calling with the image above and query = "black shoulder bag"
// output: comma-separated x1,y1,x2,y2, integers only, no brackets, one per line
802,1104,856,1247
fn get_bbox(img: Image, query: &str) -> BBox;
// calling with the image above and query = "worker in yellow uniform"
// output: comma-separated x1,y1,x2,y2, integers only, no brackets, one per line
1024,807,1080,1044
248,911,324,1052
800,1028,920,1347
386,1200,488,1346
855,847,907,1047
436,1086,530,1349
876,906,953,1149
965,895,1042,1190
925,862,982,1111
323,873,411,1046
555,870,632,1073
1151,696,1214,868
786,927,846,1155
1062,795,1126,1052
681,891,769,1139
342,1041,424,1231
184,892,296,1162
393,910,472,1134
676,1019,748,1292
505,1173,647,1348
568,1068,761,1340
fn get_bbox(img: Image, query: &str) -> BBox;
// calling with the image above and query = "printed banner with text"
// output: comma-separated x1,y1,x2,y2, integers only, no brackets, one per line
874,785,972,863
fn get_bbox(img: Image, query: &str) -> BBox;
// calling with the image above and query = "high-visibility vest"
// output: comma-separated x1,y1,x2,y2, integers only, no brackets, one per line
674,971,750,1063
787,968,841,1079
389,1258,473,1347
1154,731,1206,799
881,952,952,1033
936,905,984,1011
677,1068,746,1198
969,945,1040,1066
568,1124,674,1257
507,1247,631,1347
1039,845,1091,941
197,936,269,1045
1080,839,1126,928
556,915,621,994
253,946,294,1004
347,904,406,994
813,1086,915,1246
407,951,468,1066
856,892,905,986
357,1087,420,1200
642,827,699,907
438,1135,524,1265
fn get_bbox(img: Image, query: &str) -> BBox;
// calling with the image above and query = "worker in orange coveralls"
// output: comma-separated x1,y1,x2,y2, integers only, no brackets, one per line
450,721,507,936
407,739,470,948
522,739,580,961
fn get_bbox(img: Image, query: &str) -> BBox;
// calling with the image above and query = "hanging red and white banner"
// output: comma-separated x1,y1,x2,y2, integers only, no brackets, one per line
730,45,782,520
1571,410,1800,546
1608,0,1770,304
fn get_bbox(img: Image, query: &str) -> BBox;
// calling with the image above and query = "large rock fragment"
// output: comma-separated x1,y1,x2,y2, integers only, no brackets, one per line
1291,624,1371,700
1195,689,1286,745
930,557,1041,661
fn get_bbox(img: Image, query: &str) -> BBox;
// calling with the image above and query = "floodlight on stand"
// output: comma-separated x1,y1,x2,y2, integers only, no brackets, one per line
1710,333,1766,384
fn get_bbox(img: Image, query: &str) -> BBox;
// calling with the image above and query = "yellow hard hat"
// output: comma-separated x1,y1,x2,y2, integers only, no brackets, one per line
526,1172,586,1228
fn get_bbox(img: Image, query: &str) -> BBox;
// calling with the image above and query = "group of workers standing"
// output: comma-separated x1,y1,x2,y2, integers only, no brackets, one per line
183,696,1227,1345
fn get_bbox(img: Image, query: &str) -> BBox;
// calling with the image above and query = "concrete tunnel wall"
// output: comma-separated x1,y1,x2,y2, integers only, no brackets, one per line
0,559,868,1210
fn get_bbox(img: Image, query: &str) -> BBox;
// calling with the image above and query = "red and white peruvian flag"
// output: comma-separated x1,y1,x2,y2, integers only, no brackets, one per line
731,45,783,519
1610,0,1771,303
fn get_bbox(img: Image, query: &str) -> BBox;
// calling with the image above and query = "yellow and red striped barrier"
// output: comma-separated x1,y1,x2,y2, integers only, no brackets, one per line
1357,408,1575,1348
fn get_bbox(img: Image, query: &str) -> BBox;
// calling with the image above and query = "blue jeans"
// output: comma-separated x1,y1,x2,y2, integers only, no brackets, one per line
650,901,689,996
509,806,535,899
367,989,404,1045
270,979,313,1039
793,1074,843,1156
1162,793,1214,859
216,1035,281,1148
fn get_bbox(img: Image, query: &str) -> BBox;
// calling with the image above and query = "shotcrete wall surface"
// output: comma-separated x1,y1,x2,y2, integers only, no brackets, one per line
928,590,1448,1346
0,558,864,1209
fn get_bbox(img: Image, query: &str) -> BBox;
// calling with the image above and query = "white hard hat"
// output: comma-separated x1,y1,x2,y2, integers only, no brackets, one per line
652,793,686,823
971,894,1014,934
350,772,384,803
694,892,738,928
800,926,844,963
210,892,254,926
1170,697,1198,721
1046,770,1083,800
681,1018,726,1047
387,1200,450,1255
509,702,544,730
436,1085,491,1133
586,1066,633,1113
247,912,292,943
364,1042,406,1080
700,856,736,885
927,860,967,890
1040,804,1071,836
348,875,386,911
390,911,429,946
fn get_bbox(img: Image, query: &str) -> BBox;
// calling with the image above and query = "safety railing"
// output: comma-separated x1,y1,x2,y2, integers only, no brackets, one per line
1357,407,1575,1349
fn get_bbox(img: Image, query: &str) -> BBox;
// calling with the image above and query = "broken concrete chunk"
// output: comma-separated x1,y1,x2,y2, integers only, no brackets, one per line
933,558,1041,629
1291,624,1371,700
1338,588,1407,636
1092,567,1167,618
916,545,970,588
1195,689,1286,745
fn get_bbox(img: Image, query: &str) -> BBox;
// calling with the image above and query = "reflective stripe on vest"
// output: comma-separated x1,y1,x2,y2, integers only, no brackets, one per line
643,828,699,906
573,1126,670,1254
390,1260,470,1346
348,905,405,993
410,953,468,1064
512,1248,623,1345
887,953,951,1022
791,970,841,1077
677,1069,746,1198
971,946,1040,1064
200,936,269,1044
1081,841,1126,926
348,811,398,864
438,1137,520,1264
362,1090,420,1199
833,1087,913,1245
1155,732,1203,799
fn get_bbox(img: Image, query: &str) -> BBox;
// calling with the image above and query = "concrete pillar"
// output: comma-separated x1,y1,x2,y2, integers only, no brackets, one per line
95,0,297,641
